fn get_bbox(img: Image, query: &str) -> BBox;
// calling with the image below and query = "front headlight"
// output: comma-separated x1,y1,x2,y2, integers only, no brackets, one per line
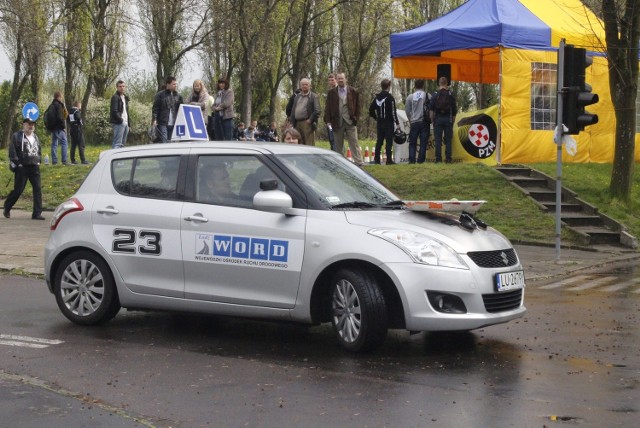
369,228,469,270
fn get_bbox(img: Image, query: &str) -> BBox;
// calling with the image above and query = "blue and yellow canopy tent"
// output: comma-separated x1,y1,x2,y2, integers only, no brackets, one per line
390,0,639,163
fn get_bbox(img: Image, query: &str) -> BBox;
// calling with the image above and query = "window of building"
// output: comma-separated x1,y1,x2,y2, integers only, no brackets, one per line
530,62,557,130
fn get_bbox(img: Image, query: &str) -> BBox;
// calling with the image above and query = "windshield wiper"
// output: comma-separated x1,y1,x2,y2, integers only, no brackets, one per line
331,201,378,209
380,200,406,208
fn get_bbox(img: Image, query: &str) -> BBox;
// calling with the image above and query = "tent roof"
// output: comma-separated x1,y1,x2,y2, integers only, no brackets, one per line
390,0,551,57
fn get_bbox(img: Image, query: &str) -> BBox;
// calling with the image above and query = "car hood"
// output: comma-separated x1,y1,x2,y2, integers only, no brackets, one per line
344,210,513,253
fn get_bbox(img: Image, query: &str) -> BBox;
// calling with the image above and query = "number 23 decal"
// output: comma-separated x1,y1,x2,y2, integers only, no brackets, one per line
112,228,161,255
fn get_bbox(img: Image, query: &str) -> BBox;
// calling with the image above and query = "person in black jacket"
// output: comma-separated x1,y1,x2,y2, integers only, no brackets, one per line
110,80,130,149
3,117,44,220
68,101,88,164
47,92,68,165
369,78,399,164
152,76,183,143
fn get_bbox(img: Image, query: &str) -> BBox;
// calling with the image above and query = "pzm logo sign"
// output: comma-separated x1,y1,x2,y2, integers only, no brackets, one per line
208,234,288,262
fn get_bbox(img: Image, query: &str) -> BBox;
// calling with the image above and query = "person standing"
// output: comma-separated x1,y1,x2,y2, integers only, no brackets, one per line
67,101,88,164
323,72,363,165
47,92,68,165
405,80,430,164
369,78,399,164
212,77,235,140
429,76,458,163
325,73,337,150
3,116,44,220
152,76,183,143
288,78,321,146
110,80,130,149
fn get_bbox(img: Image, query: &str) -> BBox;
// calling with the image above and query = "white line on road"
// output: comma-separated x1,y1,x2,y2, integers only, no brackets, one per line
539,275,593,289
0,334,64,345
567,276,619,291
0,334,64,348
599,277,640,292
0,340,49,348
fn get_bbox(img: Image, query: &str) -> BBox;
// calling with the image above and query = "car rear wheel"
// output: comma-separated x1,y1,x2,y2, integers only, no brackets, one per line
330,268,387,352
54,251,120,325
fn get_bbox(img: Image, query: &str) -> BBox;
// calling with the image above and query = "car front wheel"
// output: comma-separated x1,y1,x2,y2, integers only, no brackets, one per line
330,268,388,352
54,251,120,325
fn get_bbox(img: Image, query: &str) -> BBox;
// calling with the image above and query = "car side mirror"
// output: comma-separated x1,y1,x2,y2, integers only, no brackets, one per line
253,188,294,214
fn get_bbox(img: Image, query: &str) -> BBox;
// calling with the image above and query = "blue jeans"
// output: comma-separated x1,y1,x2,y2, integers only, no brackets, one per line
214,116,234,141
51,129,68,164
408,121,429,163
111,123,129,148
157,125,174,143
433,115,454,162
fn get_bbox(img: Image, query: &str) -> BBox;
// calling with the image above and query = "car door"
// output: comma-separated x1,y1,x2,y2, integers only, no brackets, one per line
181,150,306,308
91,151,186,298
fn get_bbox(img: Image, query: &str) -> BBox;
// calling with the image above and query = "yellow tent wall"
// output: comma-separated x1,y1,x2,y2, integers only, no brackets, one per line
499,48,639,163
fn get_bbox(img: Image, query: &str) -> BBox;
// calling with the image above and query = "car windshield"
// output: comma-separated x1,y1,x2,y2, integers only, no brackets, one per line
278,153,402,209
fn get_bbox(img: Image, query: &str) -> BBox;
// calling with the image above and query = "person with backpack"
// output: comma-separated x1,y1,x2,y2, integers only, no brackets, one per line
405,80,431,164
429,76,458,163
369,78,399,164
44,92,69,165
3,115,44,220
67,101,88,164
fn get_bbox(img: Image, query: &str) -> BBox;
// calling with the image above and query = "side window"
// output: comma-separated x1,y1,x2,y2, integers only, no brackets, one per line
112,156,181,200
530,62,557,131
196,155,280,207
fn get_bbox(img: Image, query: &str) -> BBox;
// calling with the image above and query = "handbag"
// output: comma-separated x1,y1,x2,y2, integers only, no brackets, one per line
147,125,161,143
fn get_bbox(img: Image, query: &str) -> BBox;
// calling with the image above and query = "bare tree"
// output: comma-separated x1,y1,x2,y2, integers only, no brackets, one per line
603,0,639,202
136,0,214,90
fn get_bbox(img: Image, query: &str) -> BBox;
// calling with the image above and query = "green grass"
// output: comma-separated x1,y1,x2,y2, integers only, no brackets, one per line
1,141,637,247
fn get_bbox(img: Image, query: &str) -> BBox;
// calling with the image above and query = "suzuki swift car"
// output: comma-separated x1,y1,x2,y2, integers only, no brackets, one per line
44,142,526,352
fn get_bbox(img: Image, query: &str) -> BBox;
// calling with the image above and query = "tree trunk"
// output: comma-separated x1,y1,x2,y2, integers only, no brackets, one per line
240,51,253,124
609,90,637,201
1,39,29,149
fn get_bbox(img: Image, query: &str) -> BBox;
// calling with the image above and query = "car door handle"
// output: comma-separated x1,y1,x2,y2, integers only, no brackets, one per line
97,206,119,215
184,214,208,223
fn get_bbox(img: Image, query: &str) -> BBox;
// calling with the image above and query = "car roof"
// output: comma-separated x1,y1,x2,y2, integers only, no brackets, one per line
104,141,333,157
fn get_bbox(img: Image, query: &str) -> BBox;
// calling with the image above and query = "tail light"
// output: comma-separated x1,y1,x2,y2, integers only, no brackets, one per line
51,198,84,230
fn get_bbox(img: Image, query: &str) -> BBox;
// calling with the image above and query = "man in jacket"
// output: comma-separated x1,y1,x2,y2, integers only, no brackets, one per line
288,78,321,146
323,72,363,165
110,80,130,148
429,76,458,163
68,101,88,164
369,78,399,164
48,92,68,165
152,76,184,143
3,116,44,220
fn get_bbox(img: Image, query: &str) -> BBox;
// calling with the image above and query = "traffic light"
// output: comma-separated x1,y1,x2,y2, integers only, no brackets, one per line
562,45,599,135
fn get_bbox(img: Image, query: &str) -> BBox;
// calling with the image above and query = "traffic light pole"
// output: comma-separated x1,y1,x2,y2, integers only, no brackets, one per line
554,39,566,260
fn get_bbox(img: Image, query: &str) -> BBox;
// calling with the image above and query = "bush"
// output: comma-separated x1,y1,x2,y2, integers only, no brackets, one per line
83,97,152,146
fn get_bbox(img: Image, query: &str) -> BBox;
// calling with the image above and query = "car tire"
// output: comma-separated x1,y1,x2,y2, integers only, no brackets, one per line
54,251,120,325
330,268,388,352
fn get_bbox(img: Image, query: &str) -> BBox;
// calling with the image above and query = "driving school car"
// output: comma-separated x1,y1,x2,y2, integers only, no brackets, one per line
44,141,526,352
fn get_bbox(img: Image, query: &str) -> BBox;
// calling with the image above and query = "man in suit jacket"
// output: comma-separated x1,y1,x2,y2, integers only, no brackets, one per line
323,72,363,166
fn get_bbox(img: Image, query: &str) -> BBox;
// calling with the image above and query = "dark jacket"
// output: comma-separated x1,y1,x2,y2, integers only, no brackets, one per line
368,91,399,125
110,92,130,125
152,89,184,125
9,131,41,168
324,86,361,129
429,88,458,117
50,99,67,131
67,106,83,129
288,91,321,128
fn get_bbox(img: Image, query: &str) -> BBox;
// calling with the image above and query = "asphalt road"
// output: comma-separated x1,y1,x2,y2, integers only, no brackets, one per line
1,268,638,427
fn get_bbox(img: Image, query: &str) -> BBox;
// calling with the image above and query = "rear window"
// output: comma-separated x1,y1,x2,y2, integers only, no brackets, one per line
112,156,181,199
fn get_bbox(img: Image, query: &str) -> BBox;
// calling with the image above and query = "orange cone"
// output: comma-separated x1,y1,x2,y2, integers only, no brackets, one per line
346,148,353,162
364,147,370,163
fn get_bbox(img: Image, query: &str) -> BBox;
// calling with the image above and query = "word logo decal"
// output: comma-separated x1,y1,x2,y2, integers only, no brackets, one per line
195,233,291,269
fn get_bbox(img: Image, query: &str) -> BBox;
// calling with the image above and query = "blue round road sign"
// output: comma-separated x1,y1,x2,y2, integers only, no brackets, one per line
22,102,40,121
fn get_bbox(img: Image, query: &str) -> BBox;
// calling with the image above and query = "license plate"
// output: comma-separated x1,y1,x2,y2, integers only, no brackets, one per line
495,270,525,292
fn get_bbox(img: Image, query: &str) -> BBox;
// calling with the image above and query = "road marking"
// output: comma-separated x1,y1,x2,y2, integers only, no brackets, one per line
567,276,619,291
0,334,64,348
539,275,592,289
599,277,640,292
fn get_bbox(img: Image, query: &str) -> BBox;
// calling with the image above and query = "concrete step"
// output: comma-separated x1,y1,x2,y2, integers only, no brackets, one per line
561,214,604,227
571,227,622,245
541,202,584,213
511,177,549,188
495,167,533,177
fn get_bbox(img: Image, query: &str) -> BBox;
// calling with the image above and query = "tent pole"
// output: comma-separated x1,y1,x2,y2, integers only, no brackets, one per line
496,48,503,164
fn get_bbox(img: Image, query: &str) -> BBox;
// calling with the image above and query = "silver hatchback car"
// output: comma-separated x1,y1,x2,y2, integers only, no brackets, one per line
44,142,526,352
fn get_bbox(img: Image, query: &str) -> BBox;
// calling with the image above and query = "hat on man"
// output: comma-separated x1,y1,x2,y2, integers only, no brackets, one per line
23,117,37,124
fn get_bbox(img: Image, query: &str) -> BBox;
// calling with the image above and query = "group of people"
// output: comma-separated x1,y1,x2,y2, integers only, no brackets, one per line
370,76,458,165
